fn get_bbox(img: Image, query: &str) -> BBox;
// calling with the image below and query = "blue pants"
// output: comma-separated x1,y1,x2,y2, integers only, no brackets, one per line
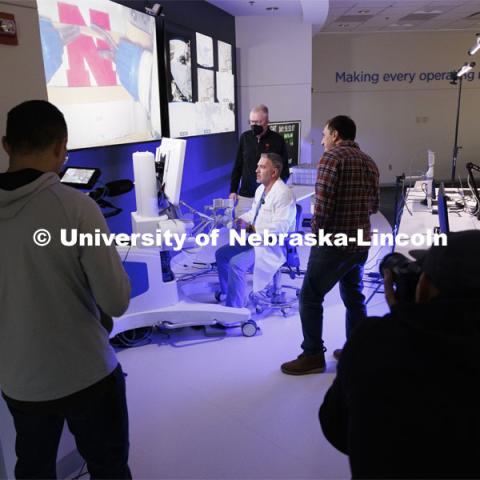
215,243,254,308
299,247,368,356
3,364,131,479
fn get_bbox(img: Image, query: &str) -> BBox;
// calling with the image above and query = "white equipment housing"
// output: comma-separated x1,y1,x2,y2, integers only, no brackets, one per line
114,143,256,337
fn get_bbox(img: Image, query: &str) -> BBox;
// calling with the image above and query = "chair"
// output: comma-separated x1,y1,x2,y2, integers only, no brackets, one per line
251,204,303,316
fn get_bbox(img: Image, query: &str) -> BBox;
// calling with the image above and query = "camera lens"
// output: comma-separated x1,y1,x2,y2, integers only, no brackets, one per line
379,252,410,278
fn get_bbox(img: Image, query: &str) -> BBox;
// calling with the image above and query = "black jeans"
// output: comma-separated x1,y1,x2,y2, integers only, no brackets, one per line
3,364,131,479
299,247,369,356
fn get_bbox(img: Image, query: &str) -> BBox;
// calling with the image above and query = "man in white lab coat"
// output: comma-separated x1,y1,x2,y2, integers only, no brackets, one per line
215,152,296,308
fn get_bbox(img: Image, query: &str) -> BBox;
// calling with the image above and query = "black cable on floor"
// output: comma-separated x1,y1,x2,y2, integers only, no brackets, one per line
110,327,154,348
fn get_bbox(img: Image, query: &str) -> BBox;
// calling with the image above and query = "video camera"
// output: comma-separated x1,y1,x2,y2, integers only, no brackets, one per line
60,166,133,218
379,252,422,303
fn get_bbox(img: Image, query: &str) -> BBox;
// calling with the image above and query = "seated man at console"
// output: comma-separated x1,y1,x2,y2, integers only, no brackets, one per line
319,230,480,479
215,152,296,308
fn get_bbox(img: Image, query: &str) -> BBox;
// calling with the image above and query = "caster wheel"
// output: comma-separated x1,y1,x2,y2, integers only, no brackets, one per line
242,320,258,337
281,308,289,317
256,306,264,314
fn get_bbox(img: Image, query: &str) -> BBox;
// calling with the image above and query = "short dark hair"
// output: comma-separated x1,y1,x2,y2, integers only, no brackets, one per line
326,115,356,141
4,100,67,154
262,152,283,176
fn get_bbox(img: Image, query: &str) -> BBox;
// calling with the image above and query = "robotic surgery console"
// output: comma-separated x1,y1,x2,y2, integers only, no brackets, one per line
112,140,254,338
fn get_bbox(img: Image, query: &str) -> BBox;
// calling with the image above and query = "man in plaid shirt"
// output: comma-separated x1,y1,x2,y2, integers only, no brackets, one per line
281,115,379,375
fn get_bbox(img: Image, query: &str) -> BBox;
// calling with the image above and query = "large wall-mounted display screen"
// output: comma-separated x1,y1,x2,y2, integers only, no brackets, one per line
167,25,235,138
37,0,161,150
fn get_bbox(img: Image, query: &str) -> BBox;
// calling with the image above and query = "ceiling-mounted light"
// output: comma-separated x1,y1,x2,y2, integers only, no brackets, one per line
413,9,442,14
266,6,278,11
457,61,476,77
468,33,480,55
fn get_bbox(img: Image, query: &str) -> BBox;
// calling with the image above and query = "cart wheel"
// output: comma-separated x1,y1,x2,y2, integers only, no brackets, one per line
242,320,257,337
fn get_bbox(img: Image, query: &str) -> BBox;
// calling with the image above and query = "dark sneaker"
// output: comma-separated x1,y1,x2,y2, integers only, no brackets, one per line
333,349,342,361
280,353,326,375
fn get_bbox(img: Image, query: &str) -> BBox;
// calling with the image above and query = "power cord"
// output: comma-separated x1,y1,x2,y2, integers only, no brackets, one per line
176,263,217,282
110,326,153,348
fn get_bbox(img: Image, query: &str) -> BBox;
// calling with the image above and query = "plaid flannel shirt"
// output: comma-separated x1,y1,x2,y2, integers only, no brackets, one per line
311,140,379,251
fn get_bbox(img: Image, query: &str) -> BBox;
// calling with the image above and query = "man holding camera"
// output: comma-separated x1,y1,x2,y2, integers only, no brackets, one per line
319,230,480,479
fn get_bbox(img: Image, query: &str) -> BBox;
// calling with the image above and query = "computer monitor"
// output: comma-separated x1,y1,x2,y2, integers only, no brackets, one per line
426,150,435,201
438,182,450,234
155,138,186,207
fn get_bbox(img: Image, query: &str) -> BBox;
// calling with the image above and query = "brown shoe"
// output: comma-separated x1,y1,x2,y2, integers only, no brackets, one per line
333,349,342,361
281,353,326,375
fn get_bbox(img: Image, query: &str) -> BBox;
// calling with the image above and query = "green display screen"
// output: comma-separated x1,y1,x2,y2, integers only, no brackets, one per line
269,120,301,166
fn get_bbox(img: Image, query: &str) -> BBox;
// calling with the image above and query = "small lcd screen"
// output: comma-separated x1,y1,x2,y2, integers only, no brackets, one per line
61,167,100,188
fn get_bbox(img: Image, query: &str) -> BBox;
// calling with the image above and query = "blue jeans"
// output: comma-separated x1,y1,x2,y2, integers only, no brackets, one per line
299,247,369,356
215,243,254,308
3,364,131,479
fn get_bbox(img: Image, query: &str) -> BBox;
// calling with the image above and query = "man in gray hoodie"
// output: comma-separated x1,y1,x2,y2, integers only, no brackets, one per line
0,100,132,479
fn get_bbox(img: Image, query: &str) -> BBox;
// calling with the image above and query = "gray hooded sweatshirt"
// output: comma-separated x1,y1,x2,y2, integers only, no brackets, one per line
0,172,131,401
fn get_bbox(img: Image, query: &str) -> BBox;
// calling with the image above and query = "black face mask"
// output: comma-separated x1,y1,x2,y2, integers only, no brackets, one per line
251,124,263,136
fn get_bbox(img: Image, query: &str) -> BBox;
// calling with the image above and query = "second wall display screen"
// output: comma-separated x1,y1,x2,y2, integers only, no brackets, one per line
167,25,235,138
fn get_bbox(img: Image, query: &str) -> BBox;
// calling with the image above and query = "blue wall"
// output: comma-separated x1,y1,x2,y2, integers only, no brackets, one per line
67,0,237,234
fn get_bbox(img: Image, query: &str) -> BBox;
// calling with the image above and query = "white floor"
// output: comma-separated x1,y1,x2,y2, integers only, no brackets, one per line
117,213,391,479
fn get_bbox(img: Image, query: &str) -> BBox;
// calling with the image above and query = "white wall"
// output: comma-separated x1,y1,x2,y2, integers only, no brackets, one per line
235,16,313,164
312,30,480,184
0,0,47,172
0,3,45,469
0,3,79,476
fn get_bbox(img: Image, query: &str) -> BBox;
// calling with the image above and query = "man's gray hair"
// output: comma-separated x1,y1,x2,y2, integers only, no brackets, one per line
262,152,283,176
251,104,269,118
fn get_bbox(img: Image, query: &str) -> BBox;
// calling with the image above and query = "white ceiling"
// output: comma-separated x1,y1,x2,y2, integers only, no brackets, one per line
207,0,480,33
208,0,304,18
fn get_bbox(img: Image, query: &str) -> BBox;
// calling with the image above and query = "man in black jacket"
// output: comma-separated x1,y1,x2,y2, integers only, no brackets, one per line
229,104,289,216
319,230,480,479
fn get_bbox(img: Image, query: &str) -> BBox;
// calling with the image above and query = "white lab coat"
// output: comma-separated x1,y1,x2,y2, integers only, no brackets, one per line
240,179,296,292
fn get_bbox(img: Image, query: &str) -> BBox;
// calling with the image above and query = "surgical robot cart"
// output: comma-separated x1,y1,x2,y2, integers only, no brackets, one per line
112,139,258,337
